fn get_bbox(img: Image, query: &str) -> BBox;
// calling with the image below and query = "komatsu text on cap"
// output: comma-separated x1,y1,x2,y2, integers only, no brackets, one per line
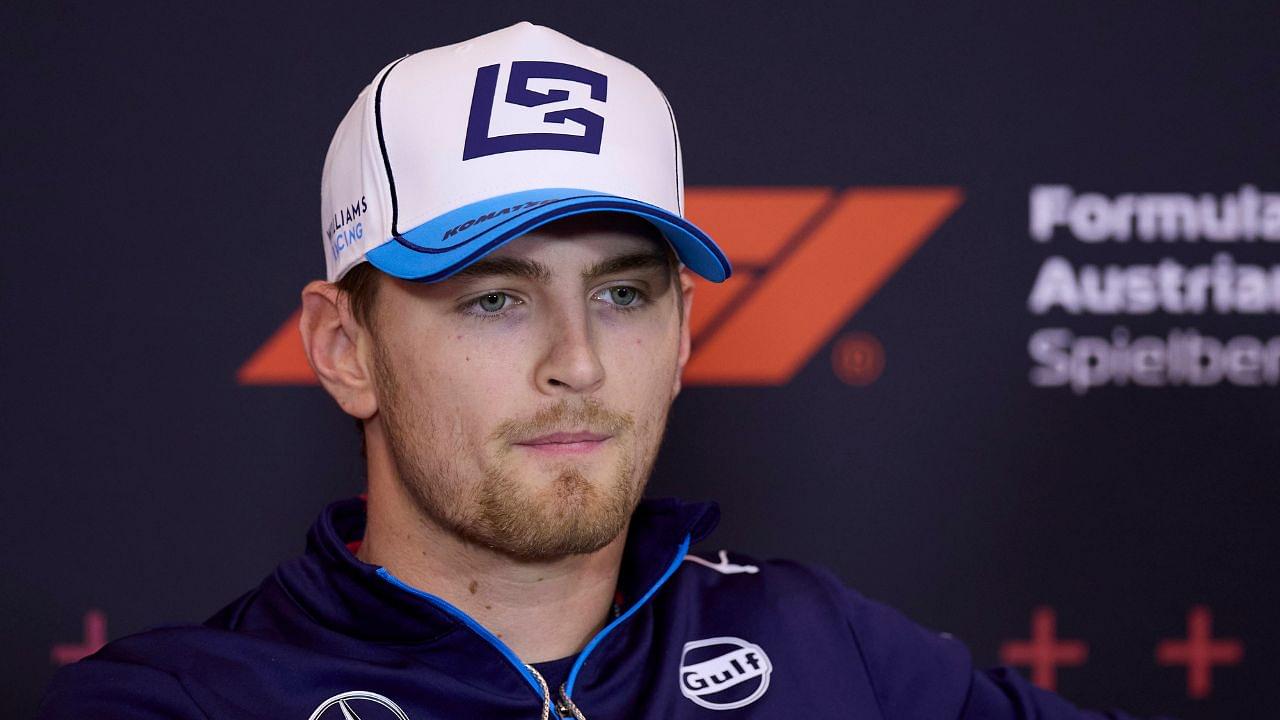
321,21,731,284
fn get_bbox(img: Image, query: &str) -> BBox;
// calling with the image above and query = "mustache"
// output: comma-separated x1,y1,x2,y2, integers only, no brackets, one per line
493,398,634,444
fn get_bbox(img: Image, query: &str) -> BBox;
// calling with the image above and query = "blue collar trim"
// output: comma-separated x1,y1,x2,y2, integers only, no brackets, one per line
374,567,546,700
374,531,692,712
564,533,691,697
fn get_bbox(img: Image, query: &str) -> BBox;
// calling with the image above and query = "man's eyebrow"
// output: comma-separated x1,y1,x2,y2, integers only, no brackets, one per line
450,256,553,283
581,250,671,282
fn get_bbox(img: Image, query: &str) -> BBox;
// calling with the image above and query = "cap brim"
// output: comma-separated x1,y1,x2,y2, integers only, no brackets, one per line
365,188,731,283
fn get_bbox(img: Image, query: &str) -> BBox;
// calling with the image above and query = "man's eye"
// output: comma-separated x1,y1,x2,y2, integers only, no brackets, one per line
599,286,642,307
475,292,510,313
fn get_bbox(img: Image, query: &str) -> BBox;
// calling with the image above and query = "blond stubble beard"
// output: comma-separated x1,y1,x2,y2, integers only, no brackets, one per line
372,339,663,562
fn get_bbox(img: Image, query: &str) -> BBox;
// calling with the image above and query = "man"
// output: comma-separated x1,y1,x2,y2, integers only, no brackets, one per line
40,21,1165,719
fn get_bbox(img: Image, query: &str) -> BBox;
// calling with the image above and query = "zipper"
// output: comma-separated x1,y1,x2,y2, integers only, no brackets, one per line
376,533,692,719
561,535,691,700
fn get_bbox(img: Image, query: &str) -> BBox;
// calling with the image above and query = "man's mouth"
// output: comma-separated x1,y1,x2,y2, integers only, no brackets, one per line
513,431,612,455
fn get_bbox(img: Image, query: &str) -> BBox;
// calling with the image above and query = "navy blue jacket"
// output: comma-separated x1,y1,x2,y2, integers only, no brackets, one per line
40,497,1166,719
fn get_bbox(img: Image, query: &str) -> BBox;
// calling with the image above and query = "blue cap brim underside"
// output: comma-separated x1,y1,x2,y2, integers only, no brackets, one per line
365,188,731,283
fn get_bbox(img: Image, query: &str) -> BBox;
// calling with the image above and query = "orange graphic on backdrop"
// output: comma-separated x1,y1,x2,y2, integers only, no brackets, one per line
237,187,962,387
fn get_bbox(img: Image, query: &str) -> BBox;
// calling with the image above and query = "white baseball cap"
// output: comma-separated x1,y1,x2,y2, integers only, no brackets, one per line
320,21,731,284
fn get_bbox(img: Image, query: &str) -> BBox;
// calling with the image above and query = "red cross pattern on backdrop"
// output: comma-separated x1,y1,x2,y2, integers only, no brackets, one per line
1155,605,1244,699
999,606,1089,691
50,609,107,666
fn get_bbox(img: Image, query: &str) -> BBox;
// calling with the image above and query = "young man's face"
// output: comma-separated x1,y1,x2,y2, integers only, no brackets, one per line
365,213,692,561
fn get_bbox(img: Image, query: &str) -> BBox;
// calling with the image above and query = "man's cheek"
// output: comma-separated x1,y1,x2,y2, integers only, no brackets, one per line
628,351,679,399
452,342,529,381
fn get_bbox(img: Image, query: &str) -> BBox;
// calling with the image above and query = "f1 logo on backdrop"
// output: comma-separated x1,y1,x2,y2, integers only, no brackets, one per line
463,61,608,160
236,187,962,387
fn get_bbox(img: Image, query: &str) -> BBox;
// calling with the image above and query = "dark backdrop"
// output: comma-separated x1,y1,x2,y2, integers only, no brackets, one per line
4,2,1277,718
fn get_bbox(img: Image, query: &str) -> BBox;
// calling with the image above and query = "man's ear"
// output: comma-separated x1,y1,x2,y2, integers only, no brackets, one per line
672,268,696,397
299,280,378,419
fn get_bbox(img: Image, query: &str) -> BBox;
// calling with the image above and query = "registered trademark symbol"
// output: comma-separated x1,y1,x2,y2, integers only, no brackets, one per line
832,332,884,386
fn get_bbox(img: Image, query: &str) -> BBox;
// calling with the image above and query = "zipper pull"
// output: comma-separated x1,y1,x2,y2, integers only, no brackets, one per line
557,684,586,720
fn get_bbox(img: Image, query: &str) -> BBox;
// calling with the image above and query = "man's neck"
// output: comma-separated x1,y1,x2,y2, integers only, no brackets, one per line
356,444,626,664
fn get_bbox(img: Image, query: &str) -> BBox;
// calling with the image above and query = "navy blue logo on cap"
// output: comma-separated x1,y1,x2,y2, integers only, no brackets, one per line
463,61,607,160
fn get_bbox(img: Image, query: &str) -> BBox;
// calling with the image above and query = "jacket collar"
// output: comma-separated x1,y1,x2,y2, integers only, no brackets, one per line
274,495,719,649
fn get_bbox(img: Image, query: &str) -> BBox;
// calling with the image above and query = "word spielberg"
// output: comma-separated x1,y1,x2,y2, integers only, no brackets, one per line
1025,185,1280,395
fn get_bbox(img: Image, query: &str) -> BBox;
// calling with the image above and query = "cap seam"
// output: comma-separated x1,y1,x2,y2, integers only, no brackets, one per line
391,184,630,238
374,54,411,237
657,88,683,216
393,194,665,254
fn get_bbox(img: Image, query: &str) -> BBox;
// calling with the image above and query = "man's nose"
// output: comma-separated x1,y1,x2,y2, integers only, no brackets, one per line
534,302,606,395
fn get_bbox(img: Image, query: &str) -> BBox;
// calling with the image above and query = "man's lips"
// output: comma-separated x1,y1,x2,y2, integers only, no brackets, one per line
514,431,612,454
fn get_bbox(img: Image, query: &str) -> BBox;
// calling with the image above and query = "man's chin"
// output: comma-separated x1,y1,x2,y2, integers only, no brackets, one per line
471,468,638,561
472,510,629,562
